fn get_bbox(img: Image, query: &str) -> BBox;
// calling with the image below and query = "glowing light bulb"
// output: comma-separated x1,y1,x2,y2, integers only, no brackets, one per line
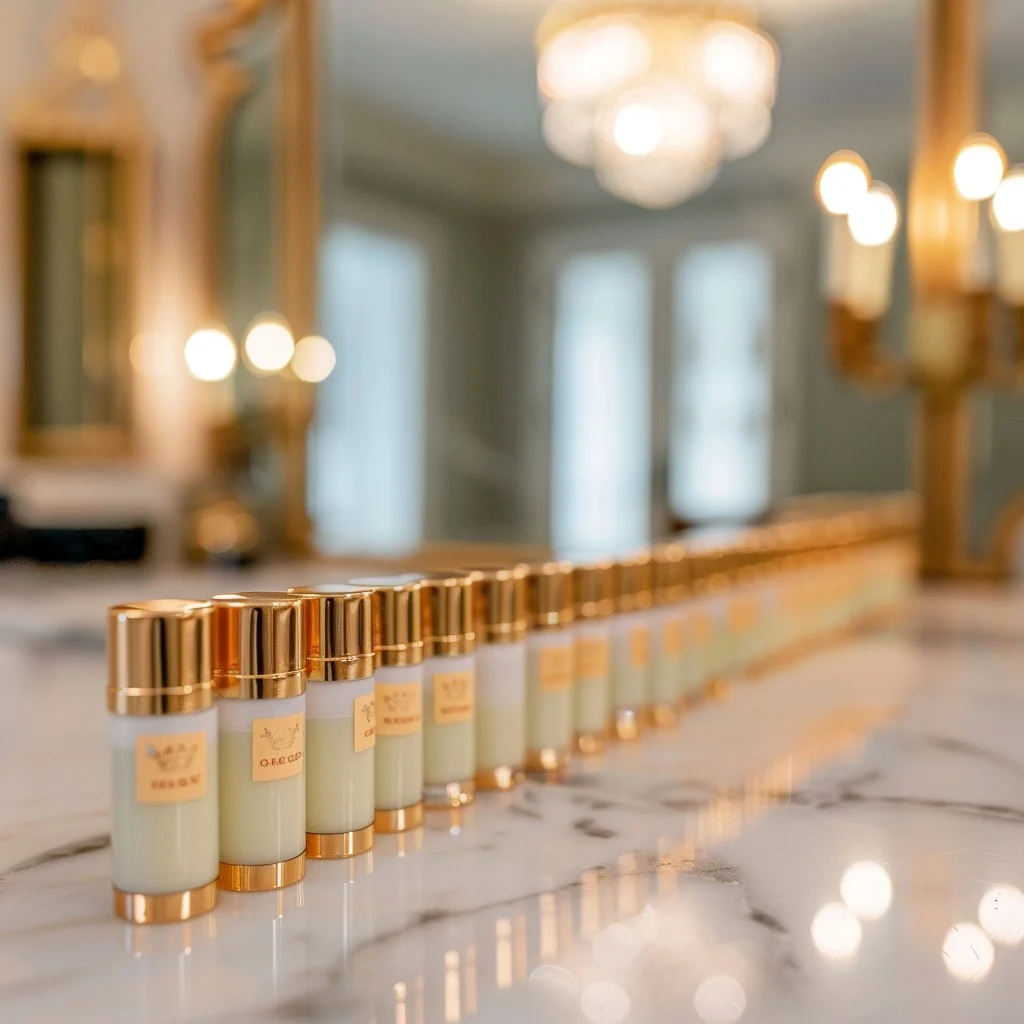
244,315,295,374
184,326,237,382
992,169,1024,232
613,102,662,156
953,135,1006,201
978,885,1024,946
840,861,893,921
811,903,862,961
942,923,994,982
817,152,870,215
848,184,900,247
291,335,336,383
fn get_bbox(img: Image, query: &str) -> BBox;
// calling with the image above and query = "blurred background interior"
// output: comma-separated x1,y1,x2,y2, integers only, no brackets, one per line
2,0,1024,580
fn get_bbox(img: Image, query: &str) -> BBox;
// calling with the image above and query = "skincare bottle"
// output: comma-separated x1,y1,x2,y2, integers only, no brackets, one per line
107,600,219,923
651,543,688,726
289,584,378,859
525,561,575,777
418,571,477,808
571,561,614,754
465,565,529,790
610,552,654,740
347,575,425,833
212,592,307,892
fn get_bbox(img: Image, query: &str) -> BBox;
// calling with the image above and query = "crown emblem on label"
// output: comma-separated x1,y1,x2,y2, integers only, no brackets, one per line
440,677,468,701
145,742,197,773
259,721,301,751
382,690,415,714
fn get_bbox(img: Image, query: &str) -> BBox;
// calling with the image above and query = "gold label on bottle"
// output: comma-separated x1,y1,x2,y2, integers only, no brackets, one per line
539,645,574,691
135,731,207,804
576,635,609,679
353,693,376,753
251,712,305,782
729,597,756,633
691,611,711,646
433,671,475,725
376,682,423,736
629,626,651,669
662,617,685,658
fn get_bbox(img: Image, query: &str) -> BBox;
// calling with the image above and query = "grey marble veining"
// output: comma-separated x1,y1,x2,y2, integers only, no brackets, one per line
3,588,1024,1022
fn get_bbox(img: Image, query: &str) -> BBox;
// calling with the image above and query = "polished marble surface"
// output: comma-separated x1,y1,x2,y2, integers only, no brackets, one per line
4,588,1024,1022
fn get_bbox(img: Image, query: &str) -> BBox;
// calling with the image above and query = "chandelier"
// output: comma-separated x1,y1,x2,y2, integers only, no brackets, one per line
535,1,779,208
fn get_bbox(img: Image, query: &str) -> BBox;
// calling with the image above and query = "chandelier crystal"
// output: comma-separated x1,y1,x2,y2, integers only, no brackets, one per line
536,2,779,208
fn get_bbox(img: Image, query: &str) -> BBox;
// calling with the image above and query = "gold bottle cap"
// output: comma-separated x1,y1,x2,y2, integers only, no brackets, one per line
572,561,614,620
347,575,424,667
417,570,476,657
107,599,214,716
526,560,574,630
211,592,305,699
287,584,378,681
652,543,688,605
613,551,654,613
463,565,528,644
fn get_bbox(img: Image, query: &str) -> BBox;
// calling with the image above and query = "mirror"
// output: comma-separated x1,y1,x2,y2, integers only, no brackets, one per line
10,13,142,459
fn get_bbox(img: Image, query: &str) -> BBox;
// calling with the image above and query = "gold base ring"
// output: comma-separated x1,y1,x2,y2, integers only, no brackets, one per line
375,801,424,833
575,730,608,755
113,879,218,924
612,706,650,741
218,851,306,892
526,746,571,779
652,703,678,728
424,779,476,808
306,823,375,859
476,765,525,791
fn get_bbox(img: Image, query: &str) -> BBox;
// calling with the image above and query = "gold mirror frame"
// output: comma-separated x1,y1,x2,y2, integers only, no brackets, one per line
195,0,319,553
10,7,146,460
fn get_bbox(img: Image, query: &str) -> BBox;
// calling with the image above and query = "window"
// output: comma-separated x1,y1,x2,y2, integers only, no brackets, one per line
671,242,773,523
309,223,428,554
550,251,652,557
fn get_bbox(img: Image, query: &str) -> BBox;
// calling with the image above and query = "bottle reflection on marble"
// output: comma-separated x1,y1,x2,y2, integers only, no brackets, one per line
122,914,217,1019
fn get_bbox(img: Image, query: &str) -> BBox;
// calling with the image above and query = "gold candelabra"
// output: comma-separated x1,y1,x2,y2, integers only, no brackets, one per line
815,0,1024,581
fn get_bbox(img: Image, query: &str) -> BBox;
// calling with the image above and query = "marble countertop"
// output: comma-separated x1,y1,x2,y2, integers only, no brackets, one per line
4,587,1024,1022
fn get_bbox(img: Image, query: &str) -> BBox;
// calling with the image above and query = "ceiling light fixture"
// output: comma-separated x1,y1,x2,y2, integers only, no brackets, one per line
536,1,779,208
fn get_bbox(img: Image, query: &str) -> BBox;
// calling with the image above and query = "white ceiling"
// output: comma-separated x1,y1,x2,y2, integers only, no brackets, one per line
333,0,1024,201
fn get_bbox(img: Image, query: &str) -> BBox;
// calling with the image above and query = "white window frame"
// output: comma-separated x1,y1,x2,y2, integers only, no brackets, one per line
523,201,802,545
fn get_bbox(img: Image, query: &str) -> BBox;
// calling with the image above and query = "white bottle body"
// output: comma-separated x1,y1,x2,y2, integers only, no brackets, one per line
219,695,306,866
109,707,220,895
306,677,376,835
526,630,575,755
422,653,476,787
611,609,654,710
651,604,685,708
374,663,424,811
573,619,612,735
475,640,527,771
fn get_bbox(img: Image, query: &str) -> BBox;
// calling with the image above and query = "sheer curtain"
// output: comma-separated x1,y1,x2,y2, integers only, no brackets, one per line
550,251,652,557
309,223,428,554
